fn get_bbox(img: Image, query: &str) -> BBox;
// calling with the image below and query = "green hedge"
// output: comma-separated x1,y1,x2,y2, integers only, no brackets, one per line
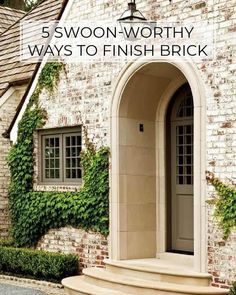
0,246,78,282
0,239,15,247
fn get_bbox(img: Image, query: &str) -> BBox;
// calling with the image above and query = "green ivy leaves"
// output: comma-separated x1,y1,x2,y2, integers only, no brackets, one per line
38,62,63,94
206,172,236,239
7,62,110,247
10,147,109,247
229,282,236,295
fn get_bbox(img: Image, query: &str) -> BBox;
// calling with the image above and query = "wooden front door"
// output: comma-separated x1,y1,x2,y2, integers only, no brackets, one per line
170,86,194,253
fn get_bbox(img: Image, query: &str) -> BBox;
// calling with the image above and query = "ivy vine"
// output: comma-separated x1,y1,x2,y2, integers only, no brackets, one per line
230,282,236,295
7,62,109,247
206,171,236,239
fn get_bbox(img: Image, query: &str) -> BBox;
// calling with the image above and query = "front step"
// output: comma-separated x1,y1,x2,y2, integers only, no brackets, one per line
83,268,228,295
62,259,229,295
105,259,212,286
62,276,128,295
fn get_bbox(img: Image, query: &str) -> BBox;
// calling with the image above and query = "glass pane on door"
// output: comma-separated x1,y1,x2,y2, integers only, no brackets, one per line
176,124,193,185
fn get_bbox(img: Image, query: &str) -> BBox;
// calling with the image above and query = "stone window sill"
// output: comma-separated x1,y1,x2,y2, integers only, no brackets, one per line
33,183,82,192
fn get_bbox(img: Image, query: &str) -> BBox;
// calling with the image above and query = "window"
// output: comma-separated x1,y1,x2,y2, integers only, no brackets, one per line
177,92,193,118
176,124,193,185
39,127,82,184
172,86,194,185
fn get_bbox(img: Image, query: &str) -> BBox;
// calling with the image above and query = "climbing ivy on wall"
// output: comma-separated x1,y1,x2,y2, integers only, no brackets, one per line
229,282,236,295
206,172,236,239
7,62,109,247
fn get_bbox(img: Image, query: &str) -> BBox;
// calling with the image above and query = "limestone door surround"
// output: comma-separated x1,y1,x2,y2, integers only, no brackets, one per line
109,59,207,273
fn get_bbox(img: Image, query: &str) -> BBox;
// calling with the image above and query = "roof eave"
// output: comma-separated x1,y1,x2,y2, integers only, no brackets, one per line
3,0,70,139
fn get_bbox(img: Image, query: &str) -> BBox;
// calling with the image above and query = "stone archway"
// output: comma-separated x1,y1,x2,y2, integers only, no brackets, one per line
110,60,207,272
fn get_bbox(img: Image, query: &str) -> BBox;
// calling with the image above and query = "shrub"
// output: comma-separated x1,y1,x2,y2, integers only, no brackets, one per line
0,239,15,247
0,247,78,282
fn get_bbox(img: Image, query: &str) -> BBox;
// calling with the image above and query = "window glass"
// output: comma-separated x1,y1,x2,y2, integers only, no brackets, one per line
43,136,60,180
177,94,193,118
64,134,82,180
176,123,193,185
41,128,82,184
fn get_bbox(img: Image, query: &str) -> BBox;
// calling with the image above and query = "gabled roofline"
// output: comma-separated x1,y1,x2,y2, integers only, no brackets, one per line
2,0,70,139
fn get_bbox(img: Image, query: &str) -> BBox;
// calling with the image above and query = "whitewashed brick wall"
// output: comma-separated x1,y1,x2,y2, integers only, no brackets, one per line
30,0,236,287
36,227,108,270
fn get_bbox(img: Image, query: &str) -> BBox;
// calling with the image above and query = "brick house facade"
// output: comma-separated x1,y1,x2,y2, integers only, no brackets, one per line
0,0,235,292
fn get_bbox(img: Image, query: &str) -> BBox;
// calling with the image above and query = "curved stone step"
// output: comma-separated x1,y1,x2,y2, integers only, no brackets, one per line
62,276,131,295
83,268,229,295
104,259,212,287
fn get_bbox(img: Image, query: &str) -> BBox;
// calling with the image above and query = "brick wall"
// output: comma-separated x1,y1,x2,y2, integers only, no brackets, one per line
32,0,236,286
36,227,109,271
0,0,233,286
0,88,24,238
207,211,236,288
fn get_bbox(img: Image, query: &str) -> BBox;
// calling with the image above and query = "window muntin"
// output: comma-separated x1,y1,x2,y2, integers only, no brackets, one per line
41,128,82,184
64,133,82,180
176,124,193,185
171,85,194,186
177,95,193,118
43,135,61,180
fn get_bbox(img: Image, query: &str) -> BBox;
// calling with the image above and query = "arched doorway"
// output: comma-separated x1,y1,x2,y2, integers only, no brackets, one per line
110,61,206,272
166,84,194,254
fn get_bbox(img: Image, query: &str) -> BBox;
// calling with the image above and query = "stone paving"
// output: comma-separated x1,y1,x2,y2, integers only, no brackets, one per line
0,283,47,295
0,277,66,295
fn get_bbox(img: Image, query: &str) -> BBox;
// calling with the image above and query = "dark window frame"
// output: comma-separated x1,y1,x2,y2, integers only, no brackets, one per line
38,127,82,185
